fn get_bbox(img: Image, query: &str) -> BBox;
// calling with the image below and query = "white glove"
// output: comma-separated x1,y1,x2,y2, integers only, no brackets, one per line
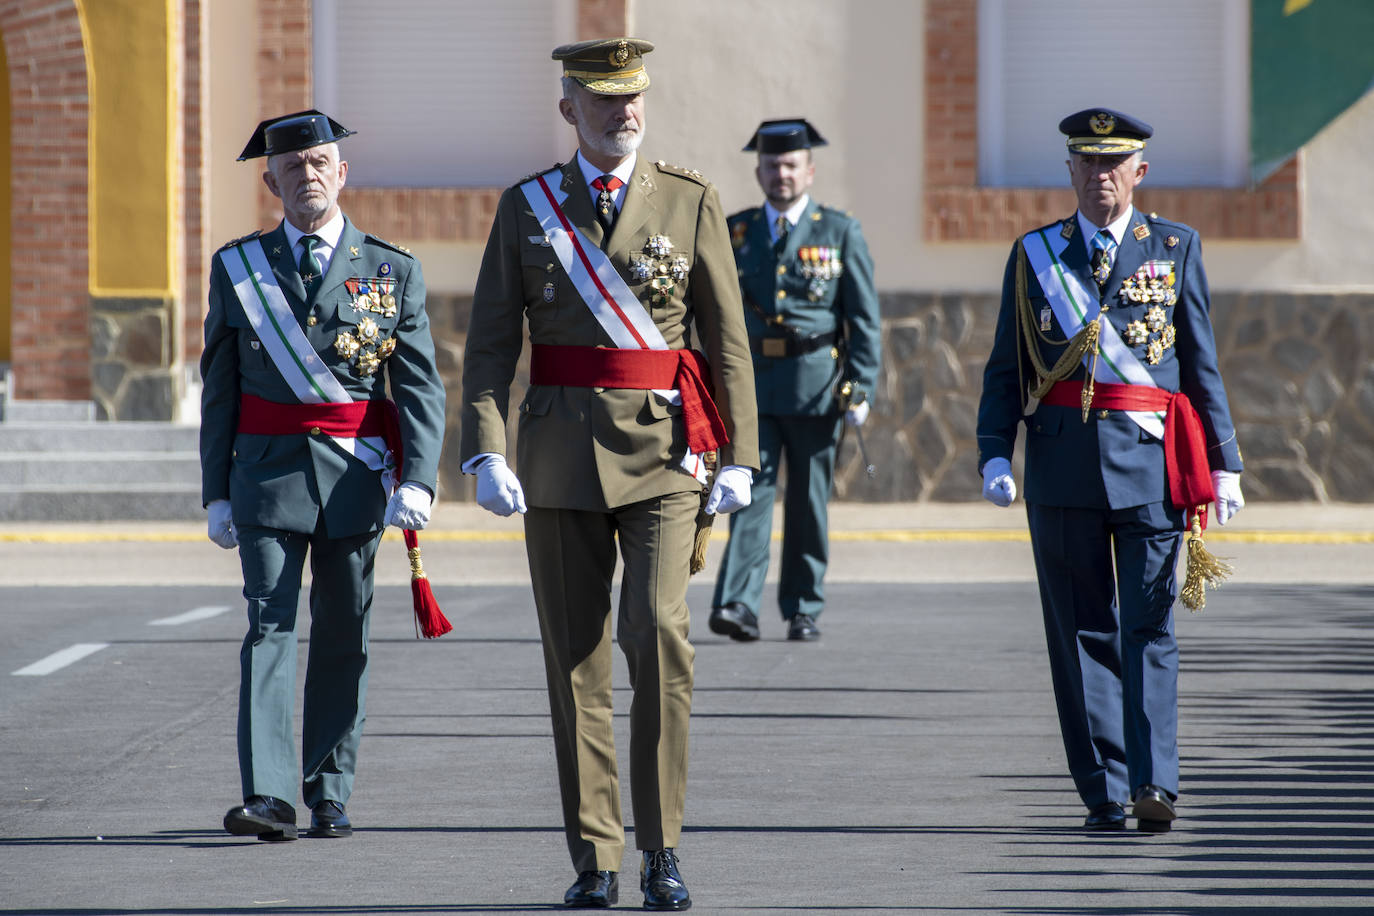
475,455,527,516
844,399,870,427
1212,470,1244,526
207,499,238,549
981,457,1017,508
705,465,753,515
384,481,433,530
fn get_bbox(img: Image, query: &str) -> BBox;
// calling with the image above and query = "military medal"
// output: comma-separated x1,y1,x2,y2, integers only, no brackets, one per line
1040,306,1053,332
1145,306,1167,332
356,349,381,376
543,281,555,303
334,330,361,360
378,262,392,277
1124,319,1148,346
1146,338,1164,365
669,256,689,281
645,235,672,258
630,255,656,281
650,276,674,305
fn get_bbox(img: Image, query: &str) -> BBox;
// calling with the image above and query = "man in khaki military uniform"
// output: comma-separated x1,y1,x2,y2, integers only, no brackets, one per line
459,37,758,911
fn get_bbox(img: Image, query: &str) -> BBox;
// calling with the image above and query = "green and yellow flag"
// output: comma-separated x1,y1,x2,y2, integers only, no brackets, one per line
1251,0,1374,182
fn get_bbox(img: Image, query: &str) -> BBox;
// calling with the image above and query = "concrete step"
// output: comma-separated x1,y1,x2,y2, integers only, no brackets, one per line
0,484,204,522
0,420,203,520
0,400,98,422
0,422,199,452
0,452,200,486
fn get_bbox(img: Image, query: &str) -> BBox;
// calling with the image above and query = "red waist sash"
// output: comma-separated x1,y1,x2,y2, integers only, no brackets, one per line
238,393,392,441
235,393,451,638
1042,381,1215,521
529,344,729,456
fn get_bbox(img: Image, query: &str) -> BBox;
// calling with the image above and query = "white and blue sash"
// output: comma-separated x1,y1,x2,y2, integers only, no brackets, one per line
520,168,707,482
1022,224,1165,439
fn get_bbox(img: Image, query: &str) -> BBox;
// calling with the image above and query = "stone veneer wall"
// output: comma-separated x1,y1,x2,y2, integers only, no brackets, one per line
426,292,1374,504
91,296,179,421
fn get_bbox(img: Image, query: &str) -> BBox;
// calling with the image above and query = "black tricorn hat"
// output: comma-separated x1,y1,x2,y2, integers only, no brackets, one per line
743,118,828,154
238,109,355,161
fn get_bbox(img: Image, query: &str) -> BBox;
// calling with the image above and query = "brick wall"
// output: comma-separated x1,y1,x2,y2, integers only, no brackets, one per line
182,0,208,366
0,0,91,400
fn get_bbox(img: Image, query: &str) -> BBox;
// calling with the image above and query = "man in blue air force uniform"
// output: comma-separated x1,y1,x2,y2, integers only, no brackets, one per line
200,111,446,841
976,108,1245,832
709,119,881,642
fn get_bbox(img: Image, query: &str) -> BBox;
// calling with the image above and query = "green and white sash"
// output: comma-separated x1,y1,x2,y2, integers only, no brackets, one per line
1022,221,1165,439
219,237,394,486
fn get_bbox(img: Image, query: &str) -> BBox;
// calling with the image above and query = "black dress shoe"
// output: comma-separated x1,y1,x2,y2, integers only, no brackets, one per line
223,795,297,841
786,613,820,641
641,848,690,911
1083,802,1126,829
563,870,617,908
305,799,352,838
709,602,759,641
1132,784,1177,833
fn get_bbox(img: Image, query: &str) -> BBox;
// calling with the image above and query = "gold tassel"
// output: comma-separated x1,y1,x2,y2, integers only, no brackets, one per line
1180,510,1233,612
690,506,714,575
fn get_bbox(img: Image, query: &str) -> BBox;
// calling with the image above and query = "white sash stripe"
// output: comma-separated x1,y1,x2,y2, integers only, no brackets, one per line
1024,226,1165,440
519,169,708,483
220,238,394,485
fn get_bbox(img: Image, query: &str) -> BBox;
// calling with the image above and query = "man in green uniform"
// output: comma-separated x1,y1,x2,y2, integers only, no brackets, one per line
460,38,758,910
200,111,446,842
709,119,881,642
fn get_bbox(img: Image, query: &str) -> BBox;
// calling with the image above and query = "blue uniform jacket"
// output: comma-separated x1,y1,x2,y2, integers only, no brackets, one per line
200,217,446,538
730,199,881,416
977,209,1242,511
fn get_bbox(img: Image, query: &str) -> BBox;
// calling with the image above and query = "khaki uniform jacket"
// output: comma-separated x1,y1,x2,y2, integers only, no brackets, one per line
461,155,759,511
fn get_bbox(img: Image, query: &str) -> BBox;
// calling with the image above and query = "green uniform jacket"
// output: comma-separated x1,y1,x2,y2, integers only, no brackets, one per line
730,200,881,415
200,217,446,538
460,156,759,512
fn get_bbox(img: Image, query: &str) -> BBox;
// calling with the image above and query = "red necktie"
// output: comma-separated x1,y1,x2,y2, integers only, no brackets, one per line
592,175,624,232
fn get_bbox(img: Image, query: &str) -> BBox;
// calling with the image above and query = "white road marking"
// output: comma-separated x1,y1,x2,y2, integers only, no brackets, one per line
148,605,232,627
12,643,110,676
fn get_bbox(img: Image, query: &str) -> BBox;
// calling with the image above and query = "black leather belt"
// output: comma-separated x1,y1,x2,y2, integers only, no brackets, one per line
749,331,839,358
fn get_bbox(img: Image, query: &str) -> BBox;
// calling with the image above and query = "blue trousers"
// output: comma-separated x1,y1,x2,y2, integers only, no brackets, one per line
235,522,381,807
1026,501,1184,809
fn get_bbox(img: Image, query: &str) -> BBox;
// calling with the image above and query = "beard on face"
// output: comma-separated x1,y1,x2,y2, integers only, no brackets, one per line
571,95,645,161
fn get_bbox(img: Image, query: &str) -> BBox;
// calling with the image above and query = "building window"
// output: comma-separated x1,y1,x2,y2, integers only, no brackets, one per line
976,0,1249,189
312,0,575,187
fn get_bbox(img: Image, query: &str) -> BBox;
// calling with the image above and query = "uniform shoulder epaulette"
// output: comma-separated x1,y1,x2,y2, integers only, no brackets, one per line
1023,217,1077,243
1144,211,1194,233
364,233,416,257
816,203,858,222
727,206,762,224
217,229,262,252
652,159,710,185
514,163,563,188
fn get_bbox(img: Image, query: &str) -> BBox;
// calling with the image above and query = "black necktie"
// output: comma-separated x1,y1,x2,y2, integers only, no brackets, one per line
774,215,790,254
299,234,323,298
591,175,623,234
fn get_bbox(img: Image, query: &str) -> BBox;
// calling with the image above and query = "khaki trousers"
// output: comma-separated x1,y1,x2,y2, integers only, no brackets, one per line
524,490,698,872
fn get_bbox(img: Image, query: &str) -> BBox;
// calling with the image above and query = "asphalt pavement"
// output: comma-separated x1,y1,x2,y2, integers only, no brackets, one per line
1,502,1372,914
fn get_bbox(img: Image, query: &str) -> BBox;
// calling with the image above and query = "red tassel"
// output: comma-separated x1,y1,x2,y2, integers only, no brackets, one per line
404,529,451,639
